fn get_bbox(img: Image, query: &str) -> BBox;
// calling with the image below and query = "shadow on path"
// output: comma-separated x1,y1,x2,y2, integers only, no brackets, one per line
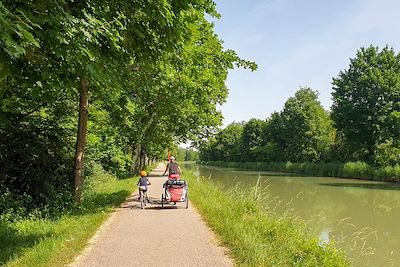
121,195,187,210
83,190,131,213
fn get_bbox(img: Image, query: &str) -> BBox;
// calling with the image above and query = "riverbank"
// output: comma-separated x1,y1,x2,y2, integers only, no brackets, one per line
0,164,148,267
201,161,400,182
184,168,349,266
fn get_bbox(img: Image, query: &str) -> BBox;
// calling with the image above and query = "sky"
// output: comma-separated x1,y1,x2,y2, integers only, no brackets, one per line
212,0,400,126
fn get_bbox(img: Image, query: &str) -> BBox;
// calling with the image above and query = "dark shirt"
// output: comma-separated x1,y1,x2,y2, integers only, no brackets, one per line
138,177,149,187
168,162,180,174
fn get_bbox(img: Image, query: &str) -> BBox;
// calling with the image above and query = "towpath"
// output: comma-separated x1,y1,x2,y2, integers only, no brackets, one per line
71,163,233,267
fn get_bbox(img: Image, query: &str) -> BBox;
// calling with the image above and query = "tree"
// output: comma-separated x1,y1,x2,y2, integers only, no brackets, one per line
213,122,244,161
118,12,255,172
0,1,135,202
242,119,267,161
185,149,199,161
332,46,400,164
0,0,256,207
277,88,335,162
199,89,334,163
198,137,219,161
263,112,286,162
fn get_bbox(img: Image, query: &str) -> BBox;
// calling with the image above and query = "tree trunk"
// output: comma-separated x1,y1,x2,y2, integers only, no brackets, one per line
73,79,90,203
140,145,147,170
130,144,142,174
129,113,156,175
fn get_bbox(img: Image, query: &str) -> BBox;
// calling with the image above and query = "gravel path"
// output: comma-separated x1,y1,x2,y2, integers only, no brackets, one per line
70,163,233,267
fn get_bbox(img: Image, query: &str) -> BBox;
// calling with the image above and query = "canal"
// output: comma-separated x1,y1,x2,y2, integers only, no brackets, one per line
185,163,400,266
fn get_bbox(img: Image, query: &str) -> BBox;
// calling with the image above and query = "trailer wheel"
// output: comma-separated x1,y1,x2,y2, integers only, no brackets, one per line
161,194,164,208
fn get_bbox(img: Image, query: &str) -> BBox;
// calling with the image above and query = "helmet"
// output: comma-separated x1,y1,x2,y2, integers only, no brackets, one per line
170,156,175,161
139,170,147,177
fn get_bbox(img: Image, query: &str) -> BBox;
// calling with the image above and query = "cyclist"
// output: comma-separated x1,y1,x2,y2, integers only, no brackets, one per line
163,156,182,179
137,170,151,203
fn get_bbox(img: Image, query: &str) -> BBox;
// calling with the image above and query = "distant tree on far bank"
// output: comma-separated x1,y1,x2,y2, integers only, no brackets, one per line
198,46,400,169
332,46,400,165
166,145,199,162
272,88,335,162
242,119,267,161
185,149,199,161
199,88,335,163
199,122,244,161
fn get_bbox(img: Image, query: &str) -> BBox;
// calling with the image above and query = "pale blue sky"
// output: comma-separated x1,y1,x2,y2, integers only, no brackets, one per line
212,0,400,125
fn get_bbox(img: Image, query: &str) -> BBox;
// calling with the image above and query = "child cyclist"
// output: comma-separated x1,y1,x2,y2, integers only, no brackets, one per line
137,170,151,203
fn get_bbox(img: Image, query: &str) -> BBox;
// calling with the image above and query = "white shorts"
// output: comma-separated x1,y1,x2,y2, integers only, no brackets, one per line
139,186,147,192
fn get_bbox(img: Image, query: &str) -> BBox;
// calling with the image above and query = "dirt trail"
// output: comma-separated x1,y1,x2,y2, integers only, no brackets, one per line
71,163,233,267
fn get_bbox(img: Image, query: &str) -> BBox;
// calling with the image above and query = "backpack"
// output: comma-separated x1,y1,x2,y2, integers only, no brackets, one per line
169,162,179,174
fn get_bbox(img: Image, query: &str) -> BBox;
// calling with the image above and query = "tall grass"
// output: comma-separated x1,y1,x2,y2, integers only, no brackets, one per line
0,163,150,267
202,161,400,182
185,170,349,266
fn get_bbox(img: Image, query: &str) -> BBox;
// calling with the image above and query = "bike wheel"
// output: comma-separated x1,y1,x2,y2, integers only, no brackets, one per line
140,192,145,209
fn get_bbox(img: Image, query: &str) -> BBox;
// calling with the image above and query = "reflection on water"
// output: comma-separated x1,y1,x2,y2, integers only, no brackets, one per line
185,163,400,267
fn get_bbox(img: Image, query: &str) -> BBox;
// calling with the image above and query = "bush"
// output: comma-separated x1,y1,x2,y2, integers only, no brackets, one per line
0,120,74,212
341,162,373,179
375,165,400,182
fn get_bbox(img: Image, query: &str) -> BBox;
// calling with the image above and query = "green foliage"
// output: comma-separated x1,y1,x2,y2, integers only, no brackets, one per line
199,46,400,172
0,3,41,59
0,0,255,211
0,165,138,267
341,162,374,179
167,145,199,162
242,118,267,161
168,144,186,161
199,88,335,163
185,148,199,161
199,122,244,161
375,165,400,182
279,88,335,162
0,116,75,212
374,139,400,167
185,169,349,266
332,46,400,165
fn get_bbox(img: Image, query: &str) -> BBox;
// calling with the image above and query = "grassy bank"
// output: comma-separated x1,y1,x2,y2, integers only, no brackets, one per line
0,164,149,267
185,170,349,266
202,161,400,182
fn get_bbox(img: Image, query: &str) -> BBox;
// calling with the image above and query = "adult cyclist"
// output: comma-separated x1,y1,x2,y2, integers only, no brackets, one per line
163,156,182,179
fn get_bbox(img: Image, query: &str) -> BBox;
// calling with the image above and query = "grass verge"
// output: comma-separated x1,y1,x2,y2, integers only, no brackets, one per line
0,163,155,267
202,161,400,182
185,169,350,266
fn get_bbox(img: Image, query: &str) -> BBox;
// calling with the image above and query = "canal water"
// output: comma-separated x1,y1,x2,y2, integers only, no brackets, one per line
185,163,400,266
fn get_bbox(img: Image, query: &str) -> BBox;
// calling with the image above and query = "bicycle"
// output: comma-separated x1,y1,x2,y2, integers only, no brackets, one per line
139,186,150,209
